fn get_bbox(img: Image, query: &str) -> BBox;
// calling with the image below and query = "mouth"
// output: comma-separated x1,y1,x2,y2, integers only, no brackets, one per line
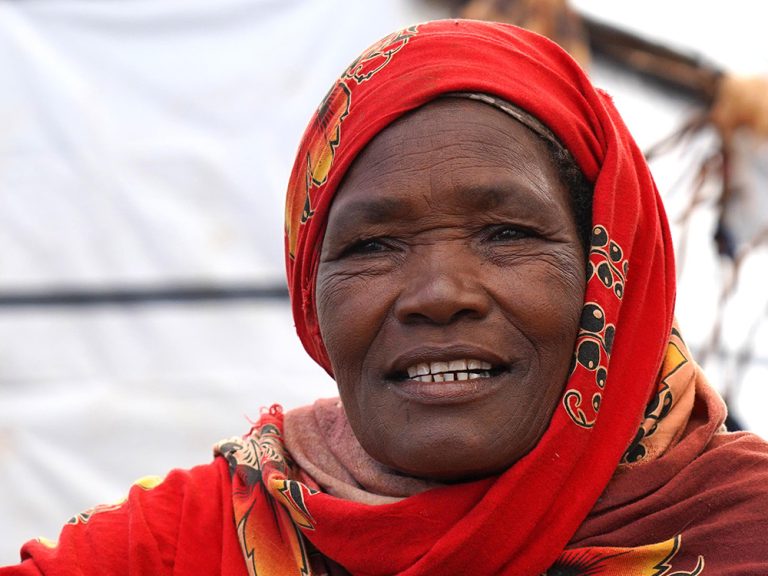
395,358,505,382
386,347,512,403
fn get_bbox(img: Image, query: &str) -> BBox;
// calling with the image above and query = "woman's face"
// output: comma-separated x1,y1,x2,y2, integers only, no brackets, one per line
316,99,586,481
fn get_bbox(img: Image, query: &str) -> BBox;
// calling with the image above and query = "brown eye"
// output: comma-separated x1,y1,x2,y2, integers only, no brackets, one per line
343,237,390,257
488,225,531,242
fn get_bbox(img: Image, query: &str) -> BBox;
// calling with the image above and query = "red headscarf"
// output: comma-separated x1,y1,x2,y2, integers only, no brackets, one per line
283,19,675,574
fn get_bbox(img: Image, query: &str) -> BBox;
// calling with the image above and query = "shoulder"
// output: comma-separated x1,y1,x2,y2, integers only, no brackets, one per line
699,430,768,484
696,430,768,508
680,431,768,572
576,430,768,572
2,458,236,576
707,429,768,455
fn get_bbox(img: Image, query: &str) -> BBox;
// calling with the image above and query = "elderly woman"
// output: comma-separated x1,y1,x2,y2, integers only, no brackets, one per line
5,19,768,576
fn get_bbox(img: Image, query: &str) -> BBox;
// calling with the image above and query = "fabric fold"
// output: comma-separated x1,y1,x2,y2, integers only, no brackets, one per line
284,398,443,504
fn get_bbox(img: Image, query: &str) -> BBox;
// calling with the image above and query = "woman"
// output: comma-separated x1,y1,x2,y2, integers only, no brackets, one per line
5,19,768,576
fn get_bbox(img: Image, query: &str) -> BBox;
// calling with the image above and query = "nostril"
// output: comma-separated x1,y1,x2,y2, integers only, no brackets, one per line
453,307,485,321
403,310,476,326
394,267,490,325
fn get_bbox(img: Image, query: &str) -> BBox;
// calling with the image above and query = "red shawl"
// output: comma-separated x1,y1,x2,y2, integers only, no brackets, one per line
8,386,768,576
282,19,675,574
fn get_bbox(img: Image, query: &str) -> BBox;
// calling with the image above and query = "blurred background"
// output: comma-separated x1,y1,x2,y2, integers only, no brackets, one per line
1,0,767,563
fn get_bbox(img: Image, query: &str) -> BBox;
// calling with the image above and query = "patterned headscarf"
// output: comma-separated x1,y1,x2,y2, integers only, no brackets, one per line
282,19,676,574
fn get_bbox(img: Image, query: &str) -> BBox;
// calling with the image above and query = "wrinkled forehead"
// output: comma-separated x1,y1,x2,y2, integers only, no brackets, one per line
337,95,561,187
326,96,574,234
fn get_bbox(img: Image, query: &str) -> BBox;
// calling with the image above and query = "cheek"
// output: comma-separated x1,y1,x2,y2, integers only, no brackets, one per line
497,252,586,361
542,271,585,383
315,267,397,386
540,264,585,336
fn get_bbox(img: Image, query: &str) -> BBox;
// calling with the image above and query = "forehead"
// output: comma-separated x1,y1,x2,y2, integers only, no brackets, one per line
329,98,569,219
353,98,551,170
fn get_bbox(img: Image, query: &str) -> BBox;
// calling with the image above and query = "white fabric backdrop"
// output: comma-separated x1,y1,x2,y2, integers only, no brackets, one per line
1,0,766,564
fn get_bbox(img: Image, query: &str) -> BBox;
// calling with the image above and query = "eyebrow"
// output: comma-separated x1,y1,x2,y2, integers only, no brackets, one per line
330,196,407,230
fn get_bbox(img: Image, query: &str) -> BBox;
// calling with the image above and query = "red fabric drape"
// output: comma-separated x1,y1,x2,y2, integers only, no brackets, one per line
283,19,675,575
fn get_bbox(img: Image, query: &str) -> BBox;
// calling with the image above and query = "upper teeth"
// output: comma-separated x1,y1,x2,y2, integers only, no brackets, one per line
406,359,493,382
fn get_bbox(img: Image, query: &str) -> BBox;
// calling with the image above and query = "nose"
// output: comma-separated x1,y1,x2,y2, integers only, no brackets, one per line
394,248,491,325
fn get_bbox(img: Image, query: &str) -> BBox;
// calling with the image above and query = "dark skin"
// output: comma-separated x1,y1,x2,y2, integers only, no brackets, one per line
316,99,586,481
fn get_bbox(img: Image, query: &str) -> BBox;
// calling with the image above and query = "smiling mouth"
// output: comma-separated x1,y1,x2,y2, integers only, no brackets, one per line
397,358,506,383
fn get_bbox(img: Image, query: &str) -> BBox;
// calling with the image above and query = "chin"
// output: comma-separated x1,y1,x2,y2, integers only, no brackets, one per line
380,441,526,483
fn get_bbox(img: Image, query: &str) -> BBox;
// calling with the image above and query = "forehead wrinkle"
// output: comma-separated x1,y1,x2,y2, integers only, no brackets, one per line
350,99,555,177
354,136,552,196
397,125,560,198
363,106,536,161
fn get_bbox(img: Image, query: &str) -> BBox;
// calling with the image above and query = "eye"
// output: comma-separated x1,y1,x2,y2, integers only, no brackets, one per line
341,237,391,257
487,225,533,242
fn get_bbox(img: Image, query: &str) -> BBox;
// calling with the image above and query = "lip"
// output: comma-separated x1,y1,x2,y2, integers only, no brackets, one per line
386,344,513,405
391,372,508,404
